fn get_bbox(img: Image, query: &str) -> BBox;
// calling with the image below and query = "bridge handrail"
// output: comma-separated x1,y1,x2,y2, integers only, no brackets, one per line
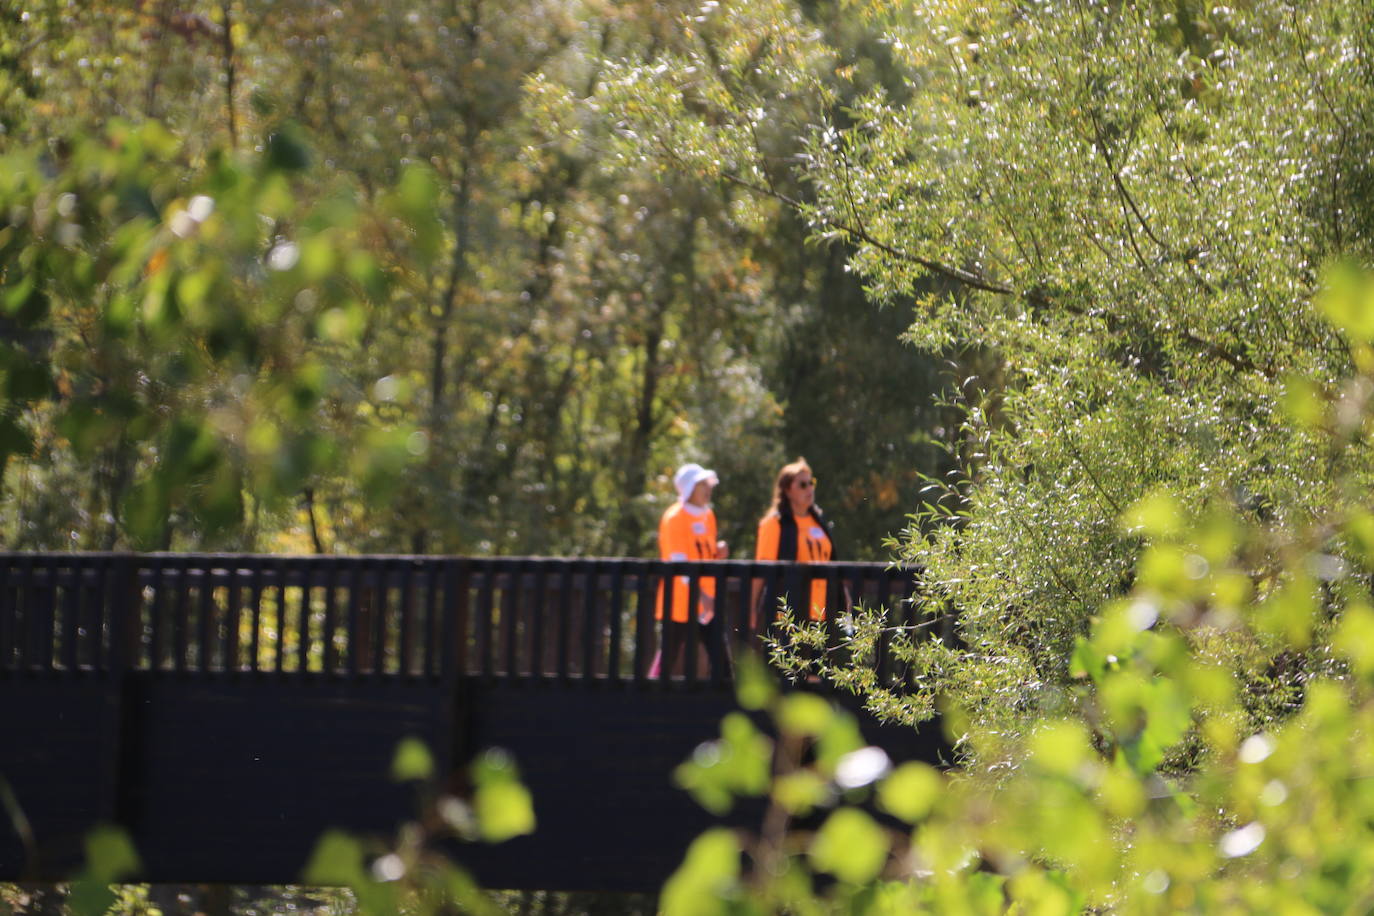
0,552,940,686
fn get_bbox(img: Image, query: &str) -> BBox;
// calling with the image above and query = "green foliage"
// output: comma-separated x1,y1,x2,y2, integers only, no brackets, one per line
660,270,1374,912
659,830,742,916
605,0,1374,760
0,113,429,550
65,826,141,916
666,665,917,910
809,808,889,885
472,750,536,844
675,713,774,815
390,737,434,783
2,0,952,559
304,740,533,916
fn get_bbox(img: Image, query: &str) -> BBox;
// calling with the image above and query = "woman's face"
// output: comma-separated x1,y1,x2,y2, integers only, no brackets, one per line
688,479,714,507
788,470,815,511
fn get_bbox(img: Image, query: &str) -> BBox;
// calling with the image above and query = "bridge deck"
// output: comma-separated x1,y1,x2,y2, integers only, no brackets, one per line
0,553,947,892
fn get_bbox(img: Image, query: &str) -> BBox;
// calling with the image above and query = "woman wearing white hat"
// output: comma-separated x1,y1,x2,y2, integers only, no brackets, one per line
653,463,729,679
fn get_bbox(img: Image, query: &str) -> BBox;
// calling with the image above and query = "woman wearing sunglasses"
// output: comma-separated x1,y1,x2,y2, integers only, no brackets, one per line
751,457,839,630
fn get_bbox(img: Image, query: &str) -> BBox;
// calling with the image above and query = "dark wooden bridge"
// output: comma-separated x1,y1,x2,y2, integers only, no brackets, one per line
0,553,947,892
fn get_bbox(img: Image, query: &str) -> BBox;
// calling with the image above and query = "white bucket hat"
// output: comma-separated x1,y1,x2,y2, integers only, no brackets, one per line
673,463,719,503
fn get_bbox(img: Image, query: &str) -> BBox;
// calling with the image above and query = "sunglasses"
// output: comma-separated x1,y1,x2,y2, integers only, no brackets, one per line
794,477,817,489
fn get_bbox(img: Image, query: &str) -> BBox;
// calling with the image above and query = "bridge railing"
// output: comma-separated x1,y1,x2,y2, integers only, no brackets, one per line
0,554,941,687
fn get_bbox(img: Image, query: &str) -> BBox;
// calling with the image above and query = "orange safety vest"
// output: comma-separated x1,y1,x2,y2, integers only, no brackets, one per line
755,509,833,620
656,502,717,622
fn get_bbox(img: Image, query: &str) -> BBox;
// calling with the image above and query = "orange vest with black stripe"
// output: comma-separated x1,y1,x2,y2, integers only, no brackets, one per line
755,507,835,620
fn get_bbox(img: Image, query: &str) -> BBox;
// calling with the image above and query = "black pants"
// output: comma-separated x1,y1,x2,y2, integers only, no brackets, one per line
658,616,730,679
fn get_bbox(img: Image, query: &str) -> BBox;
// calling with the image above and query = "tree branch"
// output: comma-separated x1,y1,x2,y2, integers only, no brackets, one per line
219,0,238,148
710,164,1020,298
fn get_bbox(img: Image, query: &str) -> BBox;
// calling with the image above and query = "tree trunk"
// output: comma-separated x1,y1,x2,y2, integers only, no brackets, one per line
620,311,664,552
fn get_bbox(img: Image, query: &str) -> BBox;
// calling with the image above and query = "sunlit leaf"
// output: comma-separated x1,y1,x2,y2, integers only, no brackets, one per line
474,749,535,842
808,807,889,884
302,830,366,886
660,828,740,916
1317,261,1374,343
876,761,942,823
1029,720,1094,780
1121,491,1184,538
773,769,830,814
1334,602,1374,679
777,693,833,738
735,651,777,711
391,736,435,782
1281,375,1325,428
84,825,140,882
675,712,773,814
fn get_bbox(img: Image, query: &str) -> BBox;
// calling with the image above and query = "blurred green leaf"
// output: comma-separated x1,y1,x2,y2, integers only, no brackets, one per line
1281,375,1325,428
474,749,535,842
391,166,442,264
777,693,833,738
141,269,181,334
3,278,48,326
1029,720,1094,779
964,872,1009,912
815,709,865,773
124,477,170,548
660,828,740,916
675,712,772,814
1135,545,1189,596
84,825,141,882
440,863,504,916
735,652,777,711
66,882,117,916
773,769,830,815
345,253,387,298
356,428,418,501
300,234,338,282
1097,761,1145,819
303,830,366,886
287,361,328,415
1122,491,1184,538
1334,602,1374,680
304,190,360,234
176,269,216,321
808,807,889,884
1255,575,1318,650
1317,261,1374,343
102,292,137,336
164,418,220,479
876,761,942,823
1070,636,1104,681
1344,511,1374,569
318,302,367,343
392,736,435,782
1138,679,1191,762
136,121,179,159
263,431,335,500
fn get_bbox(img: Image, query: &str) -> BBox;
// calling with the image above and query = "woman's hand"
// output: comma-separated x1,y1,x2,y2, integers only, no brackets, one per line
715,539,729,559
697,592,715,625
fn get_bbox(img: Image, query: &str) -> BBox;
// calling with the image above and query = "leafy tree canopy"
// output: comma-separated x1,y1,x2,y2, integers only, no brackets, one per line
599,0,1374,744
1,0,953,558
